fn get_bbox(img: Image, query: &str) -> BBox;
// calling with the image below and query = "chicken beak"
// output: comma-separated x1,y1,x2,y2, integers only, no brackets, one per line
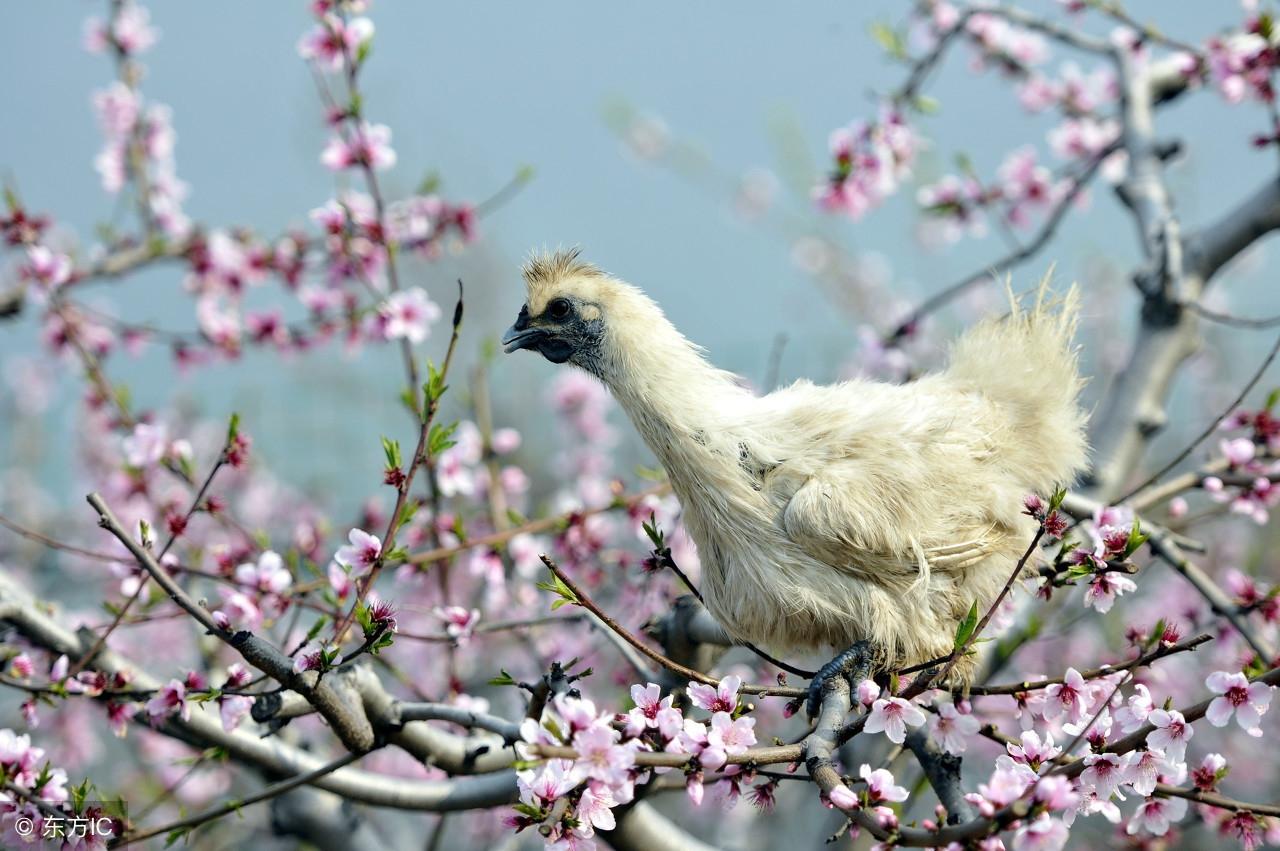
501,323,546,354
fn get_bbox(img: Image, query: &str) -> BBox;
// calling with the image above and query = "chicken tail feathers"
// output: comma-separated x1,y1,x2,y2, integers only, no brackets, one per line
944,273,1089,494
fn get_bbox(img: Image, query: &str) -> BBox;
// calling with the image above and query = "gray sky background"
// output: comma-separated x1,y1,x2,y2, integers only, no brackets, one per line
2,1,1277,512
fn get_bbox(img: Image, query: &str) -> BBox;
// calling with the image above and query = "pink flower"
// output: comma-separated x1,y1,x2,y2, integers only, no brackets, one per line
1080,752,1124,800
1146,709,1193,764
815,106,918,220
854,678,881,708
433,606,480,644
1012,814,1068,851
625,683,674,735
1017,74,1062,112
194,299,241,357
1007,730,1061,771
492,427,522,454
1221,437,1257,467
219,694,254,732
8,655,33,680
1048,117,1119,161
224,663,251,689
508,533,547,576
1032,775,1078,812
517,759,579,806
1122,749,1165,796
335,528,381,571
110,3,158,54
328,562,355,599
106,701,137,738
82,16,110,53
234,550,292,595
574,783,617,836
827,783,859,811
382,288,441,344
297,14,374,71
688,675,740,713
123,422,168,468
931,701,981,754
1043,667,1089,724
974,757,1034,813
864,695,926,744
321,122,397,172
146,679,190,722
23,245,72,290
572,724,635,787
213,589,263,632
1114,684,1154,733
293,643,333,674
705,711,756,764
685,770,705,806
1192,752,1227,791
1083,571,1137,613
1127,795,1187,836
859,763,908,804
1205,671,1273,736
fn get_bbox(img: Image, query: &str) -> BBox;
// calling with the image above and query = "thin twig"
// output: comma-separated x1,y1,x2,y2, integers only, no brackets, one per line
538,555,803,698
1113,329,1280,505
111,749,367,848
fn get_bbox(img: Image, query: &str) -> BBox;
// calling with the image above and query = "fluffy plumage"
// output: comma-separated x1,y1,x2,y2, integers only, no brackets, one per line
503,249,1089,682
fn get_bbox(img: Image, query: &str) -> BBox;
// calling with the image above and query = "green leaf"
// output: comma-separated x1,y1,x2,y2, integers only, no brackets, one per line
536,574,580,609
953,601,980,649
1123,519,1148,558
354,602,372,633
428,421,459,456
227,412,241,444
641,516,664,549
1266,387,1280,413
417,170,442,195
71,778,91,811
513,802,544,818
370,631,395,654
305,616,329,643
869,21,907,59
423,359,449,407
164,827,192,847
488,669,517,687
396,500,418,530
1259,11,1275,40
400,386,418,416
381,436,402,469
1048,487,1067,513
911,94,941,114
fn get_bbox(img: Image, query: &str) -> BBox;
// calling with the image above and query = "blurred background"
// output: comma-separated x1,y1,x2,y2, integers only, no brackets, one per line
1,1,1276,522
3,5,1280,850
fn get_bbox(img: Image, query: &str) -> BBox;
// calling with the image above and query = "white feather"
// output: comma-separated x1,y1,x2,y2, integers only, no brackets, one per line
522,253,1088,683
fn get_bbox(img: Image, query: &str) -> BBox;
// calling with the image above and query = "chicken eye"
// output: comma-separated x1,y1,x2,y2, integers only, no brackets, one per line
547,298,572,320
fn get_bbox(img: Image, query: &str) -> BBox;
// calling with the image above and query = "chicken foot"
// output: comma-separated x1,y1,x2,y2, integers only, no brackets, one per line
805,639,882,719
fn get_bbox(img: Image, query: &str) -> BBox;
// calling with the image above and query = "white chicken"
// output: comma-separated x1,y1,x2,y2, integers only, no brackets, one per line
502,249,1088,706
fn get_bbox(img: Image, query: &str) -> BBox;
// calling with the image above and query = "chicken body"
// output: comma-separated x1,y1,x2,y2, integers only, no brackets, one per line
503,251,1088,683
